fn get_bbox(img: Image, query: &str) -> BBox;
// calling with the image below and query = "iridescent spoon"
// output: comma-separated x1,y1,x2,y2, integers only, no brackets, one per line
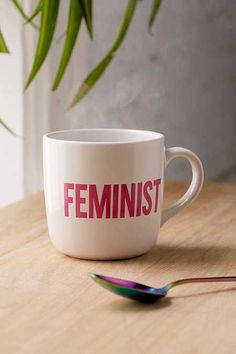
89,273,236,303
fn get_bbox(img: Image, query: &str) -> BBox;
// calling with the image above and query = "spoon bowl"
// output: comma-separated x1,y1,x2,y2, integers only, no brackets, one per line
89,273,236,303
89,273,168,303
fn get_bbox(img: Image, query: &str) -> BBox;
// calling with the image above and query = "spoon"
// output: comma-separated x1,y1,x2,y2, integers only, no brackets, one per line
89,273,236,303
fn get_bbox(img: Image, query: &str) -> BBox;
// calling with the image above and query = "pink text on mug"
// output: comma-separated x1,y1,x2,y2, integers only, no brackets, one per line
64,178,161,219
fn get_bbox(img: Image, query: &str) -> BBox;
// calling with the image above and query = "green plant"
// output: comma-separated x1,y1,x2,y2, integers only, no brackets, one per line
0,0,162,135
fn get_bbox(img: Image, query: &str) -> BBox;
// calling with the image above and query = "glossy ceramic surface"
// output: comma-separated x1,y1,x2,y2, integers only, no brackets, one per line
43,129,203,259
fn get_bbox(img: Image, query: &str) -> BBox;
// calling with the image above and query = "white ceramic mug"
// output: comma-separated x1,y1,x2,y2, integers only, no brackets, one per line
43,129,204,260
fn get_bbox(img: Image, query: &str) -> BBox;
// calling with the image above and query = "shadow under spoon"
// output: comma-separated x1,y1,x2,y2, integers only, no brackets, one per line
89,273,236,303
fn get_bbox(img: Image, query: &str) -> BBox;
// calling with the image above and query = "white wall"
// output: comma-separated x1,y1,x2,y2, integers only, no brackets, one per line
0,1,23,207
0,0,85,206
22,0,86,196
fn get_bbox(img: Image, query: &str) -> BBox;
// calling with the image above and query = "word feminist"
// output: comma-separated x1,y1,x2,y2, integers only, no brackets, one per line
64,179,161,219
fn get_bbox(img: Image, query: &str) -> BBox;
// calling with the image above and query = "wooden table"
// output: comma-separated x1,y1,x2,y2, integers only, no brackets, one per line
0,182,236,354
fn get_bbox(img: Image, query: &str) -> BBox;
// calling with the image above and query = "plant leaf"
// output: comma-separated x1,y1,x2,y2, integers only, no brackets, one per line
0,117,21,137
52,0,82,90
24,0,42,27
0,29,9,53
11,0,39,30
69,54,113,107
110,0,137,53
24,0,60,90
69,0,137,108
148,0,162,29
79,0,93,39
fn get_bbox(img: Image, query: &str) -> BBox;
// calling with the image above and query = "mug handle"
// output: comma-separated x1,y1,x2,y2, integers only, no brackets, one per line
161,147,204,226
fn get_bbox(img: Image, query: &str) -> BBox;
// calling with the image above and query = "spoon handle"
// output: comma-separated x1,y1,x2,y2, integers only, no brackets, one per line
168,276,236,290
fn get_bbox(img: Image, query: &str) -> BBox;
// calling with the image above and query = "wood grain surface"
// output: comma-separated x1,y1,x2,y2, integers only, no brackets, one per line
0,182,236,354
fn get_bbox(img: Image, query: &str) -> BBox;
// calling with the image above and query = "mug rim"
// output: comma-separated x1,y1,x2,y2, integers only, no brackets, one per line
43,128,164,145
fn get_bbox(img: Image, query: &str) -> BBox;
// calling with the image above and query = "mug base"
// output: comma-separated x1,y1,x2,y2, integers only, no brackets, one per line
51,243,155,261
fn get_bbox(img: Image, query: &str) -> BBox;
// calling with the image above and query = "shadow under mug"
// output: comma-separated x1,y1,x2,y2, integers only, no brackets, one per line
43,128,204,260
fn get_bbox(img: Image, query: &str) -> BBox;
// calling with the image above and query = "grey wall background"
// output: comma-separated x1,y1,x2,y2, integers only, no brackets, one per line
2,0,235,206
22,0,236,201
65,0,236,182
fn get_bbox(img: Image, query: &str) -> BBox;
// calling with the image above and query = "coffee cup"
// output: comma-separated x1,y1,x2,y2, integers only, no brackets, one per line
43,129,204,260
